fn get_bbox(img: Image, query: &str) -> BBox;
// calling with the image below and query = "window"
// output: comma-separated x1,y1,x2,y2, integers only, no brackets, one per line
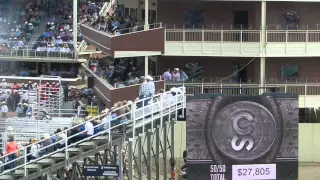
130,8,137,19
124,8,129,17
185,10,204,28
281,64,298,79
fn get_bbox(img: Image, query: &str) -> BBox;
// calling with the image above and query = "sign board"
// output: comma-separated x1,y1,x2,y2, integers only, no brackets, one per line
83,165,119,177
186,94,299,180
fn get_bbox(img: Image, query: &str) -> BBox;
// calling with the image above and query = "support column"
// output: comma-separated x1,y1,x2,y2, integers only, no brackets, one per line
117,142,123,180
144,0,149,77
155,126,160,180
260,0,267,94
137,136,143,180
170,120,175,180
163,122,168,180
145,56,149,77
128,138,134,180
73,0,78,59
147,130,152,180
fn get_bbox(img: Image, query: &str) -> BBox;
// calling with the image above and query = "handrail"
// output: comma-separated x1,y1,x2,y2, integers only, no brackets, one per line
80,22,163,37
0,87,185,176
114,75,162,88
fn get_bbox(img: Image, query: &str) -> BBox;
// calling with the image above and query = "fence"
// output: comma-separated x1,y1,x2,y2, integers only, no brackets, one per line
166,29,320,43
165,83,320,96
0,49,75,59
114,75,162,88
164,24,320,30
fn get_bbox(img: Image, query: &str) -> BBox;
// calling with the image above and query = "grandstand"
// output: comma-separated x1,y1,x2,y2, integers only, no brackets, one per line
0,0,320,179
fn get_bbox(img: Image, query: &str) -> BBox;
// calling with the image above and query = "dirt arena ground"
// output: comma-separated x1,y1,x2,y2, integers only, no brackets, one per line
299,163,320,179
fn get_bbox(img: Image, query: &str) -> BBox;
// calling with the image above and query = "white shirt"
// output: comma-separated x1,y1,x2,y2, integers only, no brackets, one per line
102,115,112,130
1,105,8,113
22,93,28,101
57,133,67,145
0,82,6,88
30,144,40,158
85,121,94,135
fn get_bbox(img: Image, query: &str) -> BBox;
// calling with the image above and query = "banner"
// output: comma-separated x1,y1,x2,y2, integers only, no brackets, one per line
186,94,298,180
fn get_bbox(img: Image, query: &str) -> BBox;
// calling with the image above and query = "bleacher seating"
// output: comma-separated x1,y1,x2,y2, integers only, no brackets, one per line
0,87,185,179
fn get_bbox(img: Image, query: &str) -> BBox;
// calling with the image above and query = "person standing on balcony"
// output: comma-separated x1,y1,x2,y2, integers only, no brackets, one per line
162,68,172,81
172,68,181,82
146,75,155,96
139,75,154,106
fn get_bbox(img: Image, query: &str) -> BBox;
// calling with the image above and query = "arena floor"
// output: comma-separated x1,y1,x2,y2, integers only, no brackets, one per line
299,163,320,179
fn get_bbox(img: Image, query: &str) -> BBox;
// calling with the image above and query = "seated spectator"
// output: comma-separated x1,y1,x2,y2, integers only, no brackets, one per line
29,138,40,161
56,128,67,149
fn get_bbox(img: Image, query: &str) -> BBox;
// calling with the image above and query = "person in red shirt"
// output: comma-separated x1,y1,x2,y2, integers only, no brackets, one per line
6,136,19,169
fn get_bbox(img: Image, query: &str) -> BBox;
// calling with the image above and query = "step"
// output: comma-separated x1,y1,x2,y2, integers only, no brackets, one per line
12,170,24,176
67,147,82,153
0,175,12,180
92,136,108,142
25,164,40,169
50,153,66,159
37,158,55,165
78,142,96,147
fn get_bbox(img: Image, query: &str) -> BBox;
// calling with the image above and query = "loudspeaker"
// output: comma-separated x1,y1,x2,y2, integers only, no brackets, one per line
87,74,94,89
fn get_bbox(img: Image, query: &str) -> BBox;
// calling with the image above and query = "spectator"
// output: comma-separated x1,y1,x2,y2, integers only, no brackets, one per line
40,134,54,155
84,118,94,138
172,68,181,82
1,101,8,117
16,103,24,117
0,79,7,88
29,138,40,161
5,136,19,169
163,68,172,81
56,128,67,149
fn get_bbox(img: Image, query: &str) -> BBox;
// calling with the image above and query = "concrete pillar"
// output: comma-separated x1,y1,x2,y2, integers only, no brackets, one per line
73,0,78,59
260,0,266,94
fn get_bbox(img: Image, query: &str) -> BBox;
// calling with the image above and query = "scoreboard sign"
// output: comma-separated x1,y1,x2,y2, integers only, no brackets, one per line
186,94,298,180
83,165,119,177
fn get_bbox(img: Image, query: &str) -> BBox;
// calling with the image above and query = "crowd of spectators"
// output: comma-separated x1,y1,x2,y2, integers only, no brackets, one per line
0,1,44,54
78,1,143,36
88,57,143,87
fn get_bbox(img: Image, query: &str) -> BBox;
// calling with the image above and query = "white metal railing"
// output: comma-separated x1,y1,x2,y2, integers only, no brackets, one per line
166,29,320,43
165,83,320,96
0,87,185,176
0,88,38,105
77,40,88,52
0,48,75,59
99,2,110,17
166,29,260,42
266,30,320,42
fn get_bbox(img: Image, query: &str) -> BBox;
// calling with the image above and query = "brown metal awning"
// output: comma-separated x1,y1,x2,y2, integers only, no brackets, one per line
80,24,165,57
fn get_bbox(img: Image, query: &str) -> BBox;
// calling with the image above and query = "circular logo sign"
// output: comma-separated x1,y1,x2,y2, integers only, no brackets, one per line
211,101,277,161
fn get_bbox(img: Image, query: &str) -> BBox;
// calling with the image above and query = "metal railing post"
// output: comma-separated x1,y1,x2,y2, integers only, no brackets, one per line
24,147,27,176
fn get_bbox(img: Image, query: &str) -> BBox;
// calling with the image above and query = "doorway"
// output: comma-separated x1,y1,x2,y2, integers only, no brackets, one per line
232,64,248,82
233,11,249,29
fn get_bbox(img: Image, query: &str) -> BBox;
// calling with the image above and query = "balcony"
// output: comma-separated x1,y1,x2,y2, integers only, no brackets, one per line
165,28,320,57
266,30,320,57
80,23,165,58
165,29,261,57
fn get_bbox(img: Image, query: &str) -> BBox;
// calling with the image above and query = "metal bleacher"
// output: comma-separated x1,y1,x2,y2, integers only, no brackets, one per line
0,87,185,180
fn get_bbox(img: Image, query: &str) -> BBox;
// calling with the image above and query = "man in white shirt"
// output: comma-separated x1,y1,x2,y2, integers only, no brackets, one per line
84,120,94,138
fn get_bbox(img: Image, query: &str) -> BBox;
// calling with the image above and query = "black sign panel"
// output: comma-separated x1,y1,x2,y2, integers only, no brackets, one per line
83,165,119,177
186,94,299,180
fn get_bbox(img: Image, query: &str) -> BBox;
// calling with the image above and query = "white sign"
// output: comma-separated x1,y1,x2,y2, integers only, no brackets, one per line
232,164,276,180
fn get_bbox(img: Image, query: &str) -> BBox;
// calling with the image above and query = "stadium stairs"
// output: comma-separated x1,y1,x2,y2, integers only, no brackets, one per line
0,87,185,180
